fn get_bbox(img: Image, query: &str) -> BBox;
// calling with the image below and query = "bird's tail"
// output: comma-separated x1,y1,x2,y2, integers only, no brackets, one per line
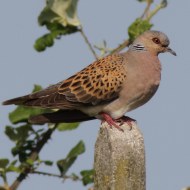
2,84,60,107
2,95,31,105
29,109,96,124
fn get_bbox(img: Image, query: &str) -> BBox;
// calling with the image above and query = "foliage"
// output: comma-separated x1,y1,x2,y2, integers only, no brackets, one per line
57,141,85,176
80,169,94,185
34,23,78,52
128,18,153,42
1,0,168,189
1,85,88,188
34,0,80,52
57,122,80,131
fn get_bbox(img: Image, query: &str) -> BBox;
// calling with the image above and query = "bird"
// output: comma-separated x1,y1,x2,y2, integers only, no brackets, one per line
3,30,176,131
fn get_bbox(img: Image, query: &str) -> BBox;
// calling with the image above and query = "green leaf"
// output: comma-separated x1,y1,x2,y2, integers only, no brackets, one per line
38,7,58,26
35,0,80,52
10,160,17,166
67,140,85,158
43,160,53,166
26,158,34,166
5,125,32,142
7,165,21,173
57,158,76,176
34,22,78,52
34,34,54,52
57,122,80,131
57,140,85,175
5,125,37,161
80,169,94,185
5,126,17,141
39,0,80,27
128,18,153,42
16,125,32,140
32,84,43,92
6,160,21,173
9,106,45,124
0,159,9,169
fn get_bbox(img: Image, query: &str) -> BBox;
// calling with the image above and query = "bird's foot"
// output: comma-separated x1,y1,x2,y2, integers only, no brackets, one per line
100,113,135,131
115,116,136,130
100,113,128,132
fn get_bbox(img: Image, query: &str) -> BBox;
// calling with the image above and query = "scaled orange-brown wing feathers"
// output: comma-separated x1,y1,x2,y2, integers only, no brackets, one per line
3,54,127,109
59,54,127,105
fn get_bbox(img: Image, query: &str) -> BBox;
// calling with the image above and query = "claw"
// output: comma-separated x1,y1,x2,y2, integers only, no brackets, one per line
118,116,136,130
100,113,135,132
101,113,124,131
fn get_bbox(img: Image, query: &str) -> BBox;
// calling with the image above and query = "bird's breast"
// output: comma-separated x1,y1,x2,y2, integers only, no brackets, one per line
121,53,161,112
103,54,161,119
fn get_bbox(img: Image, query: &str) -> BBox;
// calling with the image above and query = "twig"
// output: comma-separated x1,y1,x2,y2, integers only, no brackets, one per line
141,0,153,19
94,40,113,57
147,0,167,21
110,39,130,55
79,26,98,60
30,171,82,181
30,171,62,178
9,126,57,190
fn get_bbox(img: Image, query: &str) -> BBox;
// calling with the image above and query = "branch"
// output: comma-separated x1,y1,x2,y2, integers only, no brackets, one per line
30,171,82,181
79,26,99,60
141,0,153,19
30,171,61,178
109,0,167,54
9,126,57,190
110,39,130,54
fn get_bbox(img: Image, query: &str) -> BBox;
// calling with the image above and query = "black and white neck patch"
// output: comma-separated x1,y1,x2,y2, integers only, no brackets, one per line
129,43,147,52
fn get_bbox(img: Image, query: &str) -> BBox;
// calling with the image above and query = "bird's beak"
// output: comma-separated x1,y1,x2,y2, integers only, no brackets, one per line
166,47,177,56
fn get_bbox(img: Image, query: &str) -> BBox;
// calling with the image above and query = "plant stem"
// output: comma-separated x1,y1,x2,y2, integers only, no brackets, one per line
141,0,153,19
110,39,130,55
9,126,57,190
31,171,62,178
31,171,82,181
79,26,98,60
147,0,167,21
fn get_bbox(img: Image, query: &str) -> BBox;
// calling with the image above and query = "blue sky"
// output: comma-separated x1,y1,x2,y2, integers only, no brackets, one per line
1,0,190,189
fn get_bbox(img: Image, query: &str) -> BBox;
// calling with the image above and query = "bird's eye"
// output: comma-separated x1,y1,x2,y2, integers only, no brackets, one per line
152,38,160,44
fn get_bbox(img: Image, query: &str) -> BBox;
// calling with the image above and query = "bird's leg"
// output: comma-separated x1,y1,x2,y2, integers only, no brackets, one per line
100,113,124,132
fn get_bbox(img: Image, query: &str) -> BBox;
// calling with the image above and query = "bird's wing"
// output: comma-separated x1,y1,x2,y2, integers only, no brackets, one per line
3,54,127,109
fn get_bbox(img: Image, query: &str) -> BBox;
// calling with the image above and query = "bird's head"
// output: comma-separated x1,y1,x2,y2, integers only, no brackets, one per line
133,30,176,56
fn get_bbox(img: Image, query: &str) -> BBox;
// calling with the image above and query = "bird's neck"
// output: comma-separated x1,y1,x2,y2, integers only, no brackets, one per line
129,43,147,52
129,42,161,57
124,47,162,72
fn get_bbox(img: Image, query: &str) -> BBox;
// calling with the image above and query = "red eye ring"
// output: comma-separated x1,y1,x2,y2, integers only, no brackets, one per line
152,38,160,44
